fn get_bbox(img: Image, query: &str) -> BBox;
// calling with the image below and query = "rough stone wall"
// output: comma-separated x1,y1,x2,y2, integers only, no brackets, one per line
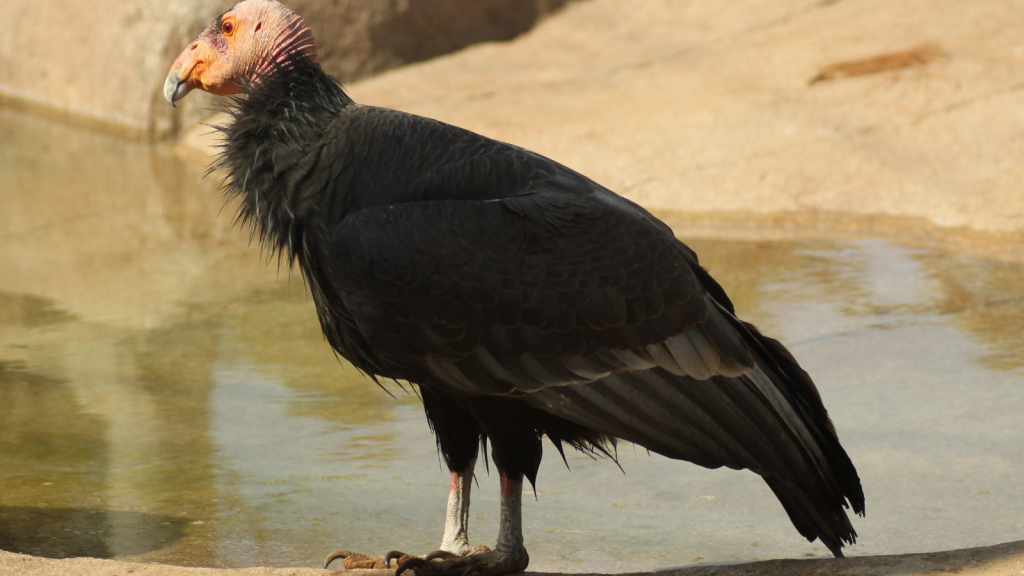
293,0,571,85
0,0,229,140
0,0,570,140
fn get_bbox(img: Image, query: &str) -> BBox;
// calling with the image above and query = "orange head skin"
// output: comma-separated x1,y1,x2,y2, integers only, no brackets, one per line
164,0,318,106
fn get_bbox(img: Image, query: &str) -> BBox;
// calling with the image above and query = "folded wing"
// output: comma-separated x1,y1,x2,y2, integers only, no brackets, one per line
327,179,864,555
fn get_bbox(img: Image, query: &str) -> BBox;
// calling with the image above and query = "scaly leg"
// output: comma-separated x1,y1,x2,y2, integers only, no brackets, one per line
324,458,483,570
440,456,476,555
395,473,529,576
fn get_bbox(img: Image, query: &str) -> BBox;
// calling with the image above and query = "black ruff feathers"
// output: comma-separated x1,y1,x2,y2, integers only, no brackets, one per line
213,54,352,266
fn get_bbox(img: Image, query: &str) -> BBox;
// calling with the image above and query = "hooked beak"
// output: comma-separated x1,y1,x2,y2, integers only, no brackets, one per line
163,67,192,107
163,39,241,105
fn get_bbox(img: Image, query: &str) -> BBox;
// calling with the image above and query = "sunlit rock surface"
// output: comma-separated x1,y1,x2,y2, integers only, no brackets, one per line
334,0,1023,239
0,0,568,140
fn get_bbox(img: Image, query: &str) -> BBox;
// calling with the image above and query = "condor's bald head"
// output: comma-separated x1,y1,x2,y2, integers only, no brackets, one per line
164,0,318,105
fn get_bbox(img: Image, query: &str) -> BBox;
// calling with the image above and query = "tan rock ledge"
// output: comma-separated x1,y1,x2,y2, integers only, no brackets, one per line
3,540,1024,576
177,0,1024,255
339,0,1024,237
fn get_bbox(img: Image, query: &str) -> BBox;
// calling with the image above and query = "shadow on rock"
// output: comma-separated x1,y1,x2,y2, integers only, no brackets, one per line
0,507,189,559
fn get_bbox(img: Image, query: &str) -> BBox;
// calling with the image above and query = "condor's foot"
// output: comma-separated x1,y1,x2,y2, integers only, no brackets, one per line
323,549,415,570
323,547,492,571
394,546,527,576
385,546,491,569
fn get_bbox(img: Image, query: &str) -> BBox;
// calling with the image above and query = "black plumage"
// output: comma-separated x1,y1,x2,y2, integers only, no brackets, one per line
216,55,864,556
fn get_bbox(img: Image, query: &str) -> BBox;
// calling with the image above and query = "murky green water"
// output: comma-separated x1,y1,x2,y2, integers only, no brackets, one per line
1,109,1022,572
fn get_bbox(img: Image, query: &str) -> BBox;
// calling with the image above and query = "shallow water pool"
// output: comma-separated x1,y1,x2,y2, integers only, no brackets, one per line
1,109,1022,572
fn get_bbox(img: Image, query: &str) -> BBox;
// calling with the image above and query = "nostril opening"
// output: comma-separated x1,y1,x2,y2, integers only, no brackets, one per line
189,44,197,51
255,22,262,32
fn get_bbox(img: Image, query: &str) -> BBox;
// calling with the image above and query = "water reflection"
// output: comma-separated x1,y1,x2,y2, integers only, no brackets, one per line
687,237,1024,374
916,251,1024,373
0,507,189,559
0,109,1022,571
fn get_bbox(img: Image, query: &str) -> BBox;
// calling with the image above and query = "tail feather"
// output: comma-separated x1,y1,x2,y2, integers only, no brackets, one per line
525,298,865,557
764,476,857,557
755,331,866,517
528,364,864,556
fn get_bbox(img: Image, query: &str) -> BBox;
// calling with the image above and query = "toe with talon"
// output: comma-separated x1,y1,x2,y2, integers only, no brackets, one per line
383,550,420,569
324,549,404,570
395,556,429,576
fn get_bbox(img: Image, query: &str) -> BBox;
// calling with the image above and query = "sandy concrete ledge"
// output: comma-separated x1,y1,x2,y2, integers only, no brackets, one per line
3,540,1023,576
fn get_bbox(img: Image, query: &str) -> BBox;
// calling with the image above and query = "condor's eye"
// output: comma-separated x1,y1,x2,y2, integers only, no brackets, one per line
222,19,235,35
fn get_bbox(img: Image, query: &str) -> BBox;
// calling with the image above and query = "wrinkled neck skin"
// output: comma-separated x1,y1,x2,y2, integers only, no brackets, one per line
183,1,319,96
241,5,319,84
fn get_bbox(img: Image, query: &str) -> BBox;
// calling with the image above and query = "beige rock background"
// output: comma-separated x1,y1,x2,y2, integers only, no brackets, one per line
304,0,1022,256
0,0,569,140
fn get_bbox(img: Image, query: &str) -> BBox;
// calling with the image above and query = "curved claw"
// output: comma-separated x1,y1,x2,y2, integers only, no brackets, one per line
325,550,392,570
324,550,350,569
395,556,429,576
384,550,410,569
